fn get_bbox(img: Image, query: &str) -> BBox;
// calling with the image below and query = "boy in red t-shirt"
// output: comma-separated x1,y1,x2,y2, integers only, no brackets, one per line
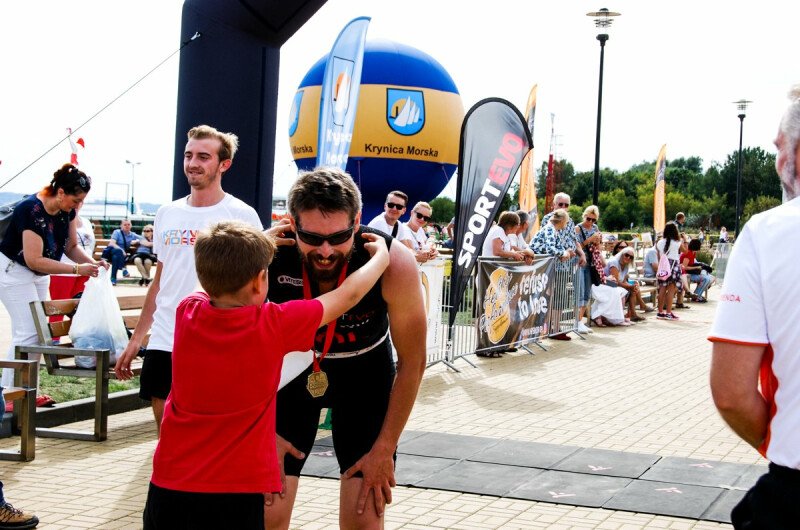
143,220,389,530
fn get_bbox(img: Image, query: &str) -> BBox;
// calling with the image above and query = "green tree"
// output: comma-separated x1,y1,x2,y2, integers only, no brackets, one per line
429,196,455,224
742,195,781,225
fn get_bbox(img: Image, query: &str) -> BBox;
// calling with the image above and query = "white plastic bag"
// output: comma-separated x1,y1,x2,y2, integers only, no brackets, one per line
69,268,129,368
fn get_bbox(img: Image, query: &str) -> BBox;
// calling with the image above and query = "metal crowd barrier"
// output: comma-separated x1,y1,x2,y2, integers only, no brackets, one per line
430,255,582,371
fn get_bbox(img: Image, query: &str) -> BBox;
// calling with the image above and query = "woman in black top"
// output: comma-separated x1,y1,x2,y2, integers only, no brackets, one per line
0,164,107,392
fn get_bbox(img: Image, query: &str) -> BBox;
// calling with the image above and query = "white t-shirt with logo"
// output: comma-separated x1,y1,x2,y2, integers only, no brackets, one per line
149,194,262,351
367,213,413,243
481,225,511,257
709,197,800,469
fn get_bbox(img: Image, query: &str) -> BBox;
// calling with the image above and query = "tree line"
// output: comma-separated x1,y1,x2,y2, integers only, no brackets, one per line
429,147,782,232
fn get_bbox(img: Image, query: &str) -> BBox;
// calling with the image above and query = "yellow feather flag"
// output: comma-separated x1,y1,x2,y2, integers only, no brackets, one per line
519,84,540,239
653,144,667,234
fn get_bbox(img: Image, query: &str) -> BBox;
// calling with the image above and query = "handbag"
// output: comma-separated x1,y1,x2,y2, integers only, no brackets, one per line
656,240,672,280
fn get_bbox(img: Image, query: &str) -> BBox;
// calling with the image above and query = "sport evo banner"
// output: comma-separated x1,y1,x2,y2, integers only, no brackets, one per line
448,98,532,328
316,16,370,169
476,257,555,352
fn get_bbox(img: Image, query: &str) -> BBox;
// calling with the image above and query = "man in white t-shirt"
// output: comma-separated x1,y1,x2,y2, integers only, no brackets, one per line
709,86,800,528
114,125,262,434
404,201,438,263
367,190,414,247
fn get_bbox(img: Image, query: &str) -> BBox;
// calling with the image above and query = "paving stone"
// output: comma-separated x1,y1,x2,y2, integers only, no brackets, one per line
553,447,661,478
395,454,460,487
604,479,724,519
468,439,580,469
640,456,754,488
398,431,498,460
315,435,333,447
508,470,631,508
416,460,541,497
701,489,746,524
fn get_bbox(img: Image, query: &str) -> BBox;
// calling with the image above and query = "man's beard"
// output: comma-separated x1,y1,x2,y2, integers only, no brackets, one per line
300,245,355,283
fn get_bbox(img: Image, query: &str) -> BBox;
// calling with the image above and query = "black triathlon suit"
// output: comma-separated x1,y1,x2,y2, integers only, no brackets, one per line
269,226,396,476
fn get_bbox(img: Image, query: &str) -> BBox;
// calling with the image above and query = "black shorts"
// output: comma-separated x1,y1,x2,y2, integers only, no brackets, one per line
731,463,800,529
139,349,172,401
143,482,264,530
276,342,396,477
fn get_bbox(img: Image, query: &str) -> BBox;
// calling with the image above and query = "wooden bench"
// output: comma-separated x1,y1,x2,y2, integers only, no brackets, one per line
92,238,111,261
16,295,146,442
0,359,38,461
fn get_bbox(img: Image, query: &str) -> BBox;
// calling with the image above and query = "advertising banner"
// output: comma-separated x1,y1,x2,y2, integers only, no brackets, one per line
419,259,445,359
316,16,370,169
448,98,532,328
476,257,556,352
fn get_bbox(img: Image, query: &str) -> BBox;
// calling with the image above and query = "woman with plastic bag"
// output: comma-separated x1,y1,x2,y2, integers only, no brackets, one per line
0,164,107,403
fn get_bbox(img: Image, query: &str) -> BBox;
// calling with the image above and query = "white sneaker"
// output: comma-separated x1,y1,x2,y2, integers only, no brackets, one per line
577,322,592,334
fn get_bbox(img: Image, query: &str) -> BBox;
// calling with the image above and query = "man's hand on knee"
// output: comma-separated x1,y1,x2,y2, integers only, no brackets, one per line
343,449,396,516
271,435,304,504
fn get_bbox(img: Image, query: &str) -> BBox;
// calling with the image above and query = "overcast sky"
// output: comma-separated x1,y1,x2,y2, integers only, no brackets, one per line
1,1,797,205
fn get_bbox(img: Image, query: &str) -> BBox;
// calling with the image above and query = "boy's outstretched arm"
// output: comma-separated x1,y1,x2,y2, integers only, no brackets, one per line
316,232,389,326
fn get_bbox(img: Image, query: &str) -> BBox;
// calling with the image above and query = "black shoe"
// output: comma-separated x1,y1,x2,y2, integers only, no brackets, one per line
145,278,152,286
138,279,144,286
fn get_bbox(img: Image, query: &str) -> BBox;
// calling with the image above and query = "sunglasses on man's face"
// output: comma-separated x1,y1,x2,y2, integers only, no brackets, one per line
295,225,355,246
557,202,570,207
386,202,405,210
414,211,431,222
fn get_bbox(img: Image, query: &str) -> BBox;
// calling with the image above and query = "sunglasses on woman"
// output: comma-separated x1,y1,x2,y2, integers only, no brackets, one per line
585,217,597,223
295,225,355,246
414,211,431,222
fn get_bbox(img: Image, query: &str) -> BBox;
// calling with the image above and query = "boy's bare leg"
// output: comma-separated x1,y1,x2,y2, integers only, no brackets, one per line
264,476,299,530
152,397,165,436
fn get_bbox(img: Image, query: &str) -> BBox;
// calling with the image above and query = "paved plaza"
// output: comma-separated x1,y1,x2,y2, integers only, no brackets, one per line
0,283,760,529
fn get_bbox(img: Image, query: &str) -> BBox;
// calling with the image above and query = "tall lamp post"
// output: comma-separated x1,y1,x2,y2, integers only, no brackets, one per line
733,100,751,238
125,160,140,216
586,7,621,206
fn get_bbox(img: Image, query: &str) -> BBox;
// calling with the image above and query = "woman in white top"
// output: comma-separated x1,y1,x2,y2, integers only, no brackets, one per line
656,221,684,320
481,211,525,261
60,200,95,266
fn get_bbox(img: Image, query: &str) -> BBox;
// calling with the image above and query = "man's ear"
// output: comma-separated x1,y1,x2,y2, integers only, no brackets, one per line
289,216,297,231
353,211,361,231
219,159,232,173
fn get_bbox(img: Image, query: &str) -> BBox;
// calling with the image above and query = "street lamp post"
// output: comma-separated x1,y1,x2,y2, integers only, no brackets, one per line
125,160,140,216
586,7,621,206
733,100,751,238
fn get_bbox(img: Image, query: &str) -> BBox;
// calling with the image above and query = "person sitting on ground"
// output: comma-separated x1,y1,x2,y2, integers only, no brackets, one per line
680,238,714,302
656,221,684,320
103,219,146,285
143,220,389,530
482,211,525,261
604,246,652,323
403,201,438,264
133,224,156,286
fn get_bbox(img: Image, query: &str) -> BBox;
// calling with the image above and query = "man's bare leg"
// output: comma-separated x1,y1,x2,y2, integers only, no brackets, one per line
152,397,165,436
340,476,384,530
264,476,299,530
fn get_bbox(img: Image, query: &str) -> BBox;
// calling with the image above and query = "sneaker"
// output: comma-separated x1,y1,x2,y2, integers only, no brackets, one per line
669,312,680,320
110,279,117,286
0,502,39,529
576,322,593,334
138,279,144,286
656,313,669,320
144,278,152,286
122,269,130,278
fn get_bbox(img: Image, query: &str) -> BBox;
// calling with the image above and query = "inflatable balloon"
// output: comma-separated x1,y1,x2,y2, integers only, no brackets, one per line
288,38,463,221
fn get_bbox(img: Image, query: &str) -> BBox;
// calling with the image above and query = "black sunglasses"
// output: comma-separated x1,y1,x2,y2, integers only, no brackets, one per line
585,217,597,223
386,202,405,210
557,202,570,207
414,211,431,222
296,225,355,246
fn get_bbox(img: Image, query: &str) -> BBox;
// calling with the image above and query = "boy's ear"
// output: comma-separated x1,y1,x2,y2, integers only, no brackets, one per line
252,269,267,292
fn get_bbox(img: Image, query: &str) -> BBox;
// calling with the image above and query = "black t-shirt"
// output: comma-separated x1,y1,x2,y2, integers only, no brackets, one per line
0,194,75,267
268,226,392,353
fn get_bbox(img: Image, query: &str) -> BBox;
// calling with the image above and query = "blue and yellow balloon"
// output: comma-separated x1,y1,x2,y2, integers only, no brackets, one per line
289,38,464,221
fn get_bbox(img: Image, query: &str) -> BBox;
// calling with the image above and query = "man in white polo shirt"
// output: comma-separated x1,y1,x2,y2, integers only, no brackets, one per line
709,86,800,528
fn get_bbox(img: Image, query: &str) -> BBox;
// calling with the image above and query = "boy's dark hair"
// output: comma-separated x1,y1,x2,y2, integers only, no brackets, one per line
288,167,362,225
195,221,276,297
688,238,702,251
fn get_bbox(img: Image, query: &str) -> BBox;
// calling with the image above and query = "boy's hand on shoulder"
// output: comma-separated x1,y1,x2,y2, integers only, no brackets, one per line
362,232,389,268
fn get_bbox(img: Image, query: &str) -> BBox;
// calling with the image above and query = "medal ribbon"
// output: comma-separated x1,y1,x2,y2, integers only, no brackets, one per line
302,262,348,373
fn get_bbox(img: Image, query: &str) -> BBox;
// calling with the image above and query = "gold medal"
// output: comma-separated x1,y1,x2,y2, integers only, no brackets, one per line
307,370,329,398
